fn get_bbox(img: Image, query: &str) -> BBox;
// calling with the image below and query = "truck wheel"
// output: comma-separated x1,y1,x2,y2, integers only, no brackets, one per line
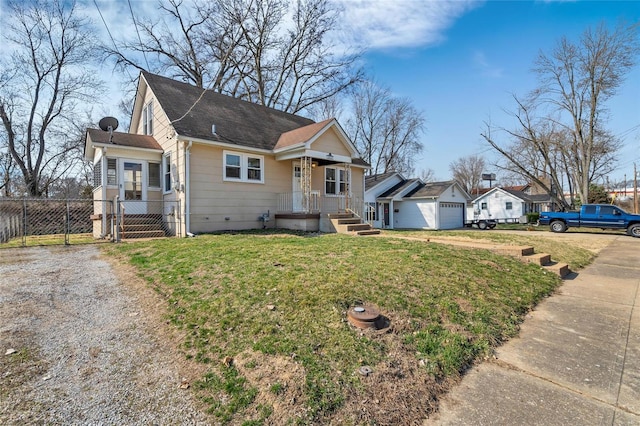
627,224,640,238
550,221,567,233
478,221,488,230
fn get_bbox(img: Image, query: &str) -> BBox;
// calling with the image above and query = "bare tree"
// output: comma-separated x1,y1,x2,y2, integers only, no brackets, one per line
482,22,638,206
105,0,361,114
419,168,436,182
449,154,485,195
0,0,102,197
347,81,425,176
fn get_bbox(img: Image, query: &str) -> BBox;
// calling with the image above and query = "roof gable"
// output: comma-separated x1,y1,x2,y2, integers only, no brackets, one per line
140,72,314,150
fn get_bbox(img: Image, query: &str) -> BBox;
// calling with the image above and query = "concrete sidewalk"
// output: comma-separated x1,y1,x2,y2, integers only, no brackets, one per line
430,236,640,425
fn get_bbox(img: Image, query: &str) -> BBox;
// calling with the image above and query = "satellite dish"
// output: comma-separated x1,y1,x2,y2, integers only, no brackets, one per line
98,116,119,132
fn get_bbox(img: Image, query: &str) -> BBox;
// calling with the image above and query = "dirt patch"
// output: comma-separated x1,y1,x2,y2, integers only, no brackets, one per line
329,326,454,425
234,350,310,424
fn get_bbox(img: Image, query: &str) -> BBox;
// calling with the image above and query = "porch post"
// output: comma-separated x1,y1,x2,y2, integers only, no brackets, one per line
301,156,312,213
344,163,351,211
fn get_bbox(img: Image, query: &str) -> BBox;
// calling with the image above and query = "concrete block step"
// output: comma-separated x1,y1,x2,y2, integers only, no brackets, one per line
356,229,381,236
347,224,372,232
522,252,552,266
328,213,354,219
493,245,535,257
544,262,571,278
337,218,362,224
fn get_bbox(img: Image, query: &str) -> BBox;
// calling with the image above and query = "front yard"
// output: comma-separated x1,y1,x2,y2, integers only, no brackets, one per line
103,231,590,425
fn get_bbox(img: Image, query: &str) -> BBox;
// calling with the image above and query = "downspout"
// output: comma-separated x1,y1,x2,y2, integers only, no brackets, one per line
185,141,192,236
101,148,107,238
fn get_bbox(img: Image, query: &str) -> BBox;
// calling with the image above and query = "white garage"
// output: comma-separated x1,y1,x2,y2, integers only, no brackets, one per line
439,202,465,230
372,179,471,230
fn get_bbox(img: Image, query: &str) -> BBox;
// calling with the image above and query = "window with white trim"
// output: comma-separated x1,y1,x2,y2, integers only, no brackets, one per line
223,151,264,183
142,100,154,135
505,201,513,210
481,202,487,210
325,167,350,195
93,160,102,187
106,158,117,186
163,153,172,192
148,162,161,188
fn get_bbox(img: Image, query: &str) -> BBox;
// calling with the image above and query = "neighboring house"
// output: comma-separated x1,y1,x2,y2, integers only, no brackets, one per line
468,187,553,222
84,72,369,238
365,173,471,230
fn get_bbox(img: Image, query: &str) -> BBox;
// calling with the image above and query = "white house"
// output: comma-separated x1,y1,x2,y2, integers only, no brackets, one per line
365,173,471,230
467,186,555,222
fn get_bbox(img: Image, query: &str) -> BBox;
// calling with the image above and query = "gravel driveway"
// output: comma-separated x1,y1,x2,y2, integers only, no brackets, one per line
0,245,212,425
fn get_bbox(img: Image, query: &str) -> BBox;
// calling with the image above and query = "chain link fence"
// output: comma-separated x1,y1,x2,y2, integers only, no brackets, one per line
0,198,181,248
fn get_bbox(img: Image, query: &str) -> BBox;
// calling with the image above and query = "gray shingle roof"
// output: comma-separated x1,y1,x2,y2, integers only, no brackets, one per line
365,172,399,191
378,179,421,198
142,72,315,150
86,128,162,151
405,181,455,198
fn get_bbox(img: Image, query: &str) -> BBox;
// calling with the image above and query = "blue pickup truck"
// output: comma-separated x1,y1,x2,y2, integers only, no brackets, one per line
538,204,640,237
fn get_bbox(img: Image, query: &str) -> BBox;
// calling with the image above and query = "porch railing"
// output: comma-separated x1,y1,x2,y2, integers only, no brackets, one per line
277,193,366,217
277,191,320,213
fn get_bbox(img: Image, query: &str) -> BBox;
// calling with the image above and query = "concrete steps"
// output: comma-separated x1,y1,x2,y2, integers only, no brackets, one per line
328,213,381,236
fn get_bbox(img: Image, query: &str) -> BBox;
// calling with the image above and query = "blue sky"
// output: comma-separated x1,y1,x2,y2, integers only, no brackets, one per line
348,1,640,186
44,0,639,186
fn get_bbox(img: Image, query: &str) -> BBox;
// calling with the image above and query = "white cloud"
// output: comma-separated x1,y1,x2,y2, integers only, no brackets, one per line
334,0,481,50
472,50,503,78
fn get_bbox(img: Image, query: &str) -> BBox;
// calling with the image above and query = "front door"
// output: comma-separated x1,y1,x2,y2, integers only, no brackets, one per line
120,160,146,214
292,163,303,212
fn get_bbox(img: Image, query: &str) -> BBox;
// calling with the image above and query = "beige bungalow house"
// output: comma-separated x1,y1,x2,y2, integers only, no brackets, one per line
84,72,370,238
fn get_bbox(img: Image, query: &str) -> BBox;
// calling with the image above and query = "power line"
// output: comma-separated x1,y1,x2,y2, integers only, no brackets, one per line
127,0,150,71
92,0,134,82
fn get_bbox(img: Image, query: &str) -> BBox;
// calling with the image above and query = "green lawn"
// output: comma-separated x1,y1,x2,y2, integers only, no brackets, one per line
104,232,573,424
384,227,602,270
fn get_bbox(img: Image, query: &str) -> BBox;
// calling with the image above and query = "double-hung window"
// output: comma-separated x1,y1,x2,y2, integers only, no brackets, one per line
148,162,161,189
324,167,349,195
223,151,264,183
163,153,172,192
325,167,350,195
106,158,117,186
505,201,513,210
142,101,154,135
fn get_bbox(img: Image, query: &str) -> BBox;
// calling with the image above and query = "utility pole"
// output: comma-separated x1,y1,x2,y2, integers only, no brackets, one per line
632,163,638,213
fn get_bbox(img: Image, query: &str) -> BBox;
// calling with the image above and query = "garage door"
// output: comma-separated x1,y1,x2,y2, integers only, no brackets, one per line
439,202,464,229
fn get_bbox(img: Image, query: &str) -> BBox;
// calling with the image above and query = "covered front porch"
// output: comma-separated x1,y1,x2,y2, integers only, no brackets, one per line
273,156,368,232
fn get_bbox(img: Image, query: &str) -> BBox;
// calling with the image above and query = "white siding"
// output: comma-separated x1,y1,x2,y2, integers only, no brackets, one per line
394,200,437,229
471,190,524,221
